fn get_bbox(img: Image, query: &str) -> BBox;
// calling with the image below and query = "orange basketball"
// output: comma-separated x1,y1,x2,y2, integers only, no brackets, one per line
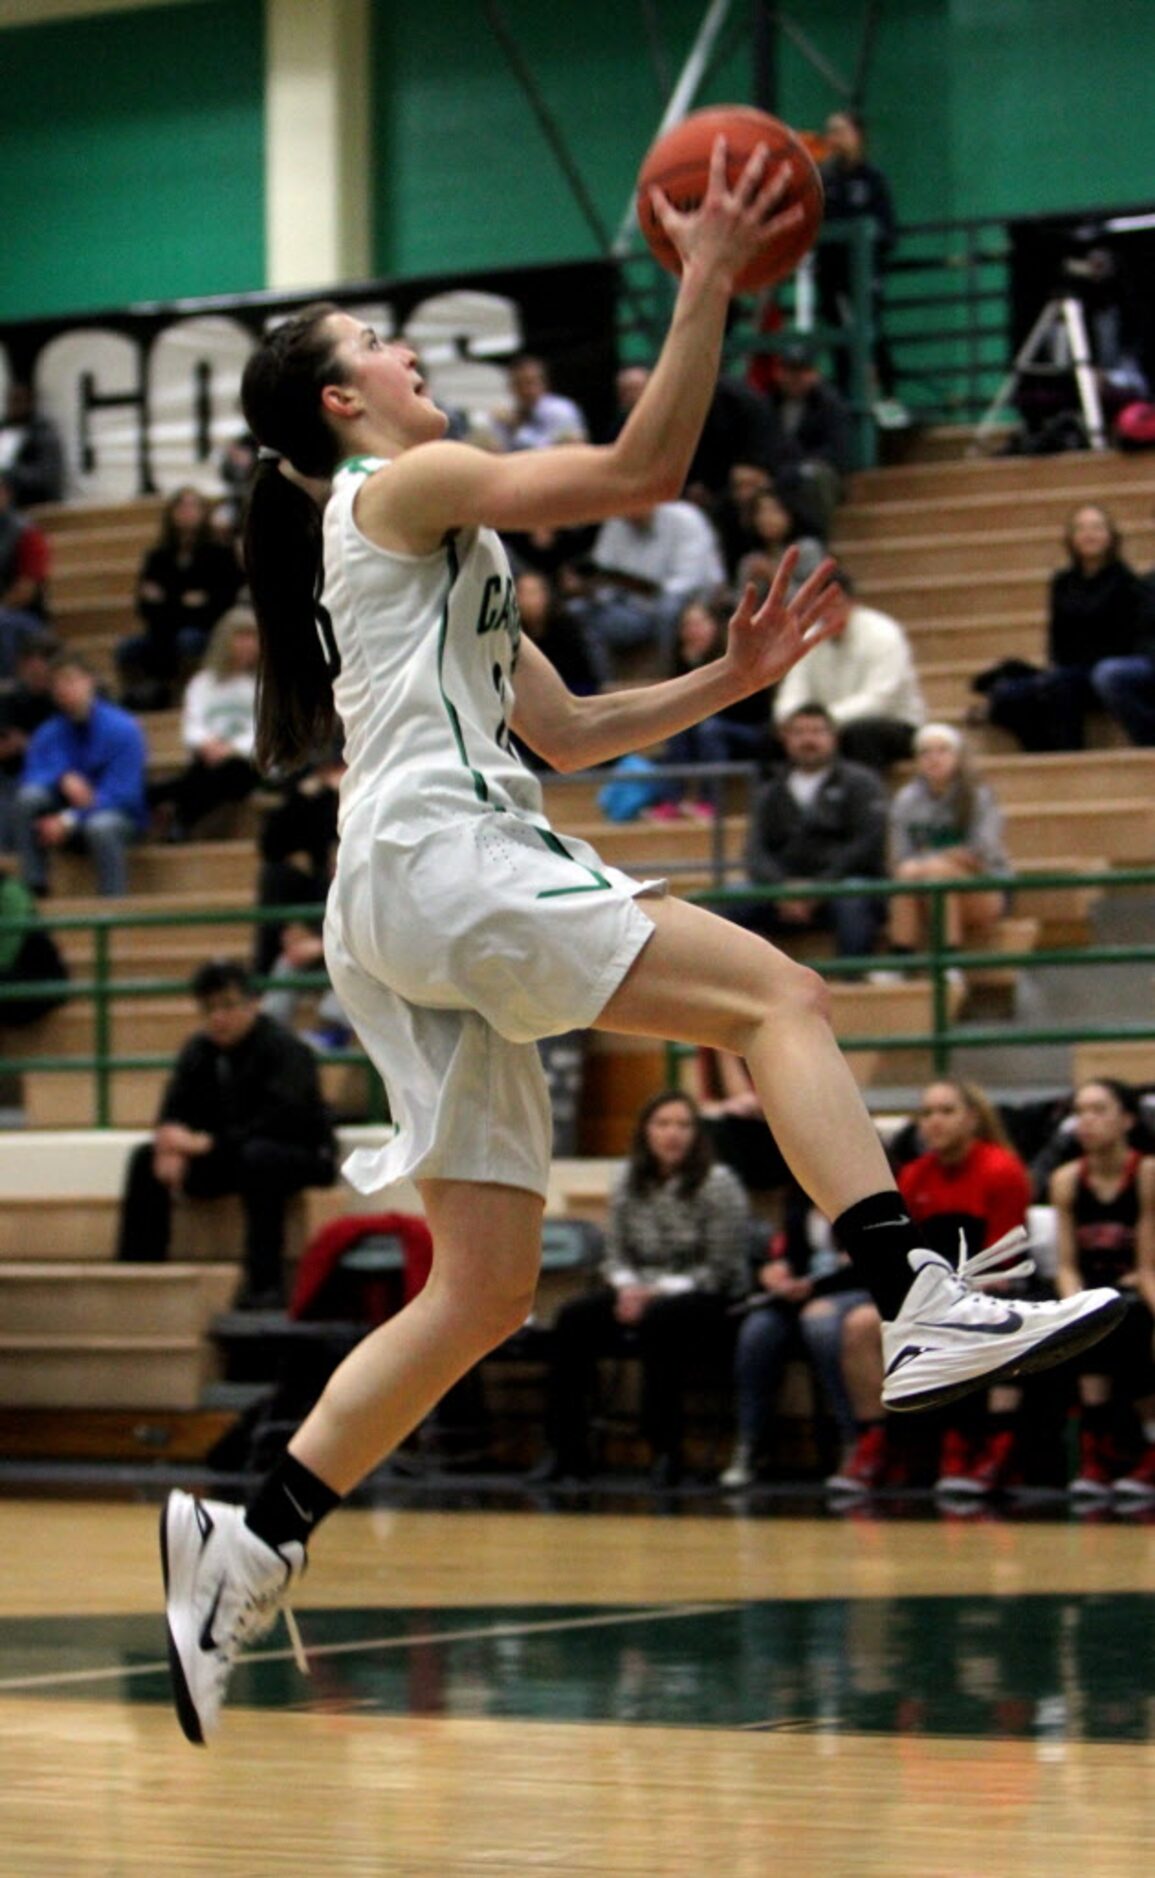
635,105,824,293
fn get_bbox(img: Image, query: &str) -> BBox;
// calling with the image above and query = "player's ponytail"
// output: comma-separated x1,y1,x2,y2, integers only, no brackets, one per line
240,302,345,773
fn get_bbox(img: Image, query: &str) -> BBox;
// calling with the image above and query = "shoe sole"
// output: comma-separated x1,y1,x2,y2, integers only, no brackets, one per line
885,1293,1127,1414
159,1496,207,1747
1113,1480,1155,1499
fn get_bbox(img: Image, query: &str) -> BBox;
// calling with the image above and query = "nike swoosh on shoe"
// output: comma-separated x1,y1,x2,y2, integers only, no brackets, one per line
199,1580,226,1655
922,1312,1024,1336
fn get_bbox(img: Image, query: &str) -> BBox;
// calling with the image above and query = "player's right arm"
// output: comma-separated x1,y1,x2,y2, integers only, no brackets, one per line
357,143,801,554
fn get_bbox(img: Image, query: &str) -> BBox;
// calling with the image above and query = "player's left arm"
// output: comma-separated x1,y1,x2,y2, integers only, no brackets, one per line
512,550,839,772
1134,1157,1155,1315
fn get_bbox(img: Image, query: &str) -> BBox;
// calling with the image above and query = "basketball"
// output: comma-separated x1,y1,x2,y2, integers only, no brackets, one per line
635,105,824,293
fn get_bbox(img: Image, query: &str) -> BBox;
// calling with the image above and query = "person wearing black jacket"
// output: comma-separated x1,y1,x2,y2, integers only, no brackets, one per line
117,959,337,1306
726,702,887,960
816,110,899,402
116,486,242,706
986,504,1144,750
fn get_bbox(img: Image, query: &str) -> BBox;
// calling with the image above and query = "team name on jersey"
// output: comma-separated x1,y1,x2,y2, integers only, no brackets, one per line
475,573,520,654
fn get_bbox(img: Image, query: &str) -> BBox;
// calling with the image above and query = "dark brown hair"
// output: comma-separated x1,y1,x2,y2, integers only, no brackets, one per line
240,302,347,773
626,1090,714,1198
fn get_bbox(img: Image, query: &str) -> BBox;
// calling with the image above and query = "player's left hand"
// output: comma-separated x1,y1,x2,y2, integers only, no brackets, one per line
722,548,845,693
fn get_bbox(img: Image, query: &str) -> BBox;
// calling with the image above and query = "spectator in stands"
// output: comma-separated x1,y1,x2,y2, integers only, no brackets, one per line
721,1186,872,1489
1087,555,1155,747
685,373,780,503
688,1046,790,1195
982,504,1145,751
711,461,775,579
0,382,65,508
764,342,853,535
0,630,58,851
772,568,926,769
726,701,887,960
815,108,902,420
513,569,599,698
117,959,338,1308
735,487,826,600
492,354,588,452
254,747,342,973
151,606,259,840
647,594,773,817
13,652,147,898
0,864,68,1028
570,498,726,679
881,722,1010,973
0,473,51,679
117,484,243,708
260,920,352,1054
832,1079,1033,1495
533,1090,749,1487
1052,1078,1155,1499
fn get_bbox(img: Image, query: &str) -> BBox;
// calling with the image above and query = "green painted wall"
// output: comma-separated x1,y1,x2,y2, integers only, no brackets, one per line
369,0,750,277
0,0,264,320
370,0,1155,278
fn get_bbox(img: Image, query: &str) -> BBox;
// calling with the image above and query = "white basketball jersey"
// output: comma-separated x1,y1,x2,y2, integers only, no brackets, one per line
321,455,548,844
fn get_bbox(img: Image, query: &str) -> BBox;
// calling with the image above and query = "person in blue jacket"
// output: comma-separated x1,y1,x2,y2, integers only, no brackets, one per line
13,652,147,896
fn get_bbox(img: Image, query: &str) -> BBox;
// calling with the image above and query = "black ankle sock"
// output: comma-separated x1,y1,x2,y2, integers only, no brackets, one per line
1081,1402,1115,1439
833,1191,920,1320
245,1453,342,1551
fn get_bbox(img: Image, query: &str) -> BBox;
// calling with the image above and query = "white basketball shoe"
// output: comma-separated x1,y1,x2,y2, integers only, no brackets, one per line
882,1229,1125,1414
160,1490,307,1745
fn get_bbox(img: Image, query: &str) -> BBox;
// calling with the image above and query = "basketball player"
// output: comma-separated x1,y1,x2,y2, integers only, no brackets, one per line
161,139,1123,1745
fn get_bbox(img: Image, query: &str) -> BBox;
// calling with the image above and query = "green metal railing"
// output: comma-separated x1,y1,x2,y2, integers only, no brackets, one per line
0,862,1151,1126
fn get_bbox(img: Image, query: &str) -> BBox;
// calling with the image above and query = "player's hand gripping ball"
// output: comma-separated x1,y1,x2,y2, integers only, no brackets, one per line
636,104,824,293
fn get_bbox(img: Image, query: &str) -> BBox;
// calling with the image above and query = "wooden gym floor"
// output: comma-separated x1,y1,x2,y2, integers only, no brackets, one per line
0,1498,1153,1874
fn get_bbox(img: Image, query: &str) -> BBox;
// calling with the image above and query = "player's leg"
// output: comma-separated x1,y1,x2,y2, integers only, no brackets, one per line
162,1177,544,1743
594,894,1125,1410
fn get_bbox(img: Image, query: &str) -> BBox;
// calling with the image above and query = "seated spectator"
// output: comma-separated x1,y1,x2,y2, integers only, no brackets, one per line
260,919,353,1053
571,499,726,679
117,485,243,707
1052,1078,1155,1498
763,343,853,535
688,1047,790,1194
0,630,58,850
711,461,775,578
513,569,599,697
0,472,51,680
1087,562,1155,747
117,959,338,1308
0,864,68,1027
725,702,887,962
720,1186,872,1489
0,382,65,508
492,354,588,452
882,723,1010,973
151,607,260,839
832,1079,1034,1496
648,595,773,817
254,748,342,973
14,653,147,898
773,568,925,769
501,519,596,584
982,504,1144,751
684,373,779,504
533,1091,749,1487
735,487,826,600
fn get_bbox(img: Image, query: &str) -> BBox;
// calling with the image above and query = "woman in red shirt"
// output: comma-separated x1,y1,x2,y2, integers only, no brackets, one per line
830,1080,1032,1496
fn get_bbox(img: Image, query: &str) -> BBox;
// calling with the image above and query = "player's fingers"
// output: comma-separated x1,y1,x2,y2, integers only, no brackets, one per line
746,156,793,220
759,544,799,617
705,134,730,202
728,581,761,630
789,555,839,616
648,184,683,234
733,141,771,205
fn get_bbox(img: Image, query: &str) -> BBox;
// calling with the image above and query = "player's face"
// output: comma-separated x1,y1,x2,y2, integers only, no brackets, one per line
918,1084,973,1157
323,315,448,446
1073,1083,1128,1153
644,1100,697,1173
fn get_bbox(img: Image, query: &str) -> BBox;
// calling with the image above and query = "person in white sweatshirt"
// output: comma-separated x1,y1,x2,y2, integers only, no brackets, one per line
772,568,925,769
156,606,260,839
